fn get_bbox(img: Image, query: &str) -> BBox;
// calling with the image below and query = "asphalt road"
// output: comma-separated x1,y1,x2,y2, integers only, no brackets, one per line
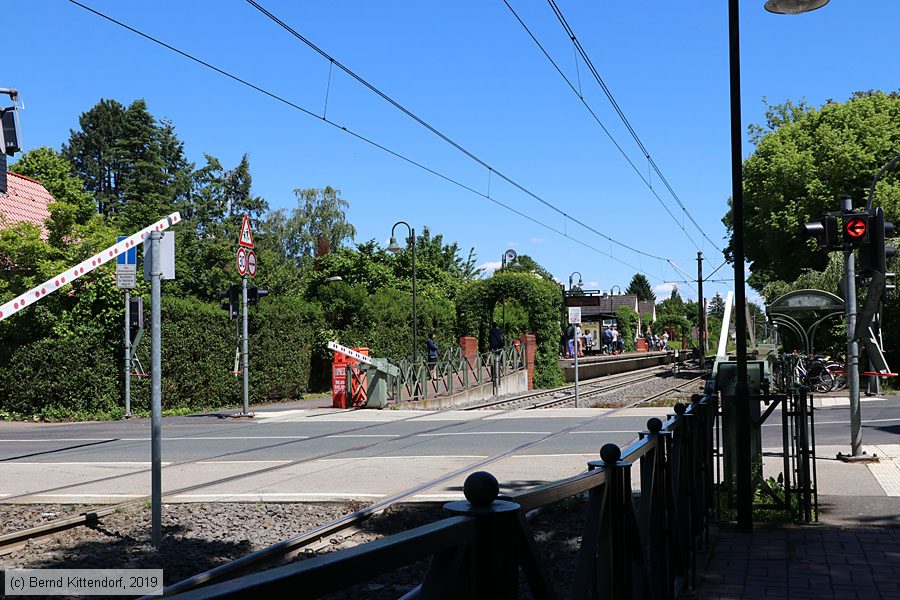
0,397,897,503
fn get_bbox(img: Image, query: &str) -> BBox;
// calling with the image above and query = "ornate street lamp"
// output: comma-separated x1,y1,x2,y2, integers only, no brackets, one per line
568,271,583,291
388,222,417,363
729,0,829,531
764,0,828,14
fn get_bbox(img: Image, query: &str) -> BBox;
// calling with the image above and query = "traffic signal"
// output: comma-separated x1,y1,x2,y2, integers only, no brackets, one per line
219,284,240,320
129,297,144,330
248,287,269,305
802,214,840,251
859,207,896,274
841,211,870,246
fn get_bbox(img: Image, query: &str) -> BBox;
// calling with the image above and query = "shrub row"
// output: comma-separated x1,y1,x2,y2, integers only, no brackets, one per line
0,295,322,420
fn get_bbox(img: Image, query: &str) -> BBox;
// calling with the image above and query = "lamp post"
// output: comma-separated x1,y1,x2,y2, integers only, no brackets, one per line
729,0,829,531
610,285,621,295
568,271,583,291
388,222,417,363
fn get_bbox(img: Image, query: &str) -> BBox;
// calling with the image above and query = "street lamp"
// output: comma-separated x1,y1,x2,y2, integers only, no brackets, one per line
764,0,828,14
728,0,828,531
568,271,583,291
387,221,417,363
610,285,621,295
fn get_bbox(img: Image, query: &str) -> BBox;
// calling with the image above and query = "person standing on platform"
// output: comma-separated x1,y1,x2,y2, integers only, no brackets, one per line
566,322,576,358
426,332,439,380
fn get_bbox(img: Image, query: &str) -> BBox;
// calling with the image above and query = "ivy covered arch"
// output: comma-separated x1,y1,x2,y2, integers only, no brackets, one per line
456,271,563,387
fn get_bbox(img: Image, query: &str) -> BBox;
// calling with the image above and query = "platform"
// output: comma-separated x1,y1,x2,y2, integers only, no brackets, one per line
559,350,673,382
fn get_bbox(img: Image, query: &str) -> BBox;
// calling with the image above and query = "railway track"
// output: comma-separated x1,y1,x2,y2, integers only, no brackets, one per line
463,364,672,410
1,364,707,587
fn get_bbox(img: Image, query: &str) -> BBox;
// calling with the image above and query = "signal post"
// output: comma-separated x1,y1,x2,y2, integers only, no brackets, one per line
804,199,892,462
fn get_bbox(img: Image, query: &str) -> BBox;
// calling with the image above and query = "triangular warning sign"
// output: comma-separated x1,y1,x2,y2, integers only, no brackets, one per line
238,214,254,248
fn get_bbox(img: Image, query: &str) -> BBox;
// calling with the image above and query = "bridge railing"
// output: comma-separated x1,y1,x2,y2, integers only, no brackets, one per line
390,342,526,402
170,393,718,599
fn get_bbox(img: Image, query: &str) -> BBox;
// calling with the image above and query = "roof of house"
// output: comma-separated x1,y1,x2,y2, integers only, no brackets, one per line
638,301,656,318
0,171,54,237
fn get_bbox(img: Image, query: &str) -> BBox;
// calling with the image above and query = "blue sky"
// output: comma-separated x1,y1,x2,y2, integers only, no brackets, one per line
7,1,900,304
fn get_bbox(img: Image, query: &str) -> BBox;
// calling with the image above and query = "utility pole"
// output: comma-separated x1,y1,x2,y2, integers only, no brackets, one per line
697,251,704,369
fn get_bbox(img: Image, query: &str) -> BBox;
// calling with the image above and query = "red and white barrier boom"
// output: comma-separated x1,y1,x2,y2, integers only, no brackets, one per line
0,212,181,322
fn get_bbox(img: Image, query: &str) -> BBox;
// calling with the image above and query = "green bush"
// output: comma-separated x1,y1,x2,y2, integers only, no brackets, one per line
130,296,240,412
0,331,119,419
249,296,322,401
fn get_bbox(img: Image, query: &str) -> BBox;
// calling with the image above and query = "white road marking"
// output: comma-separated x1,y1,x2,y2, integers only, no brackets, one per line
0,436,310,442
167,493,384,499
868,444,900,496
329,434,399,438
417,431,551,436
1,462,170,466
317,455,487,462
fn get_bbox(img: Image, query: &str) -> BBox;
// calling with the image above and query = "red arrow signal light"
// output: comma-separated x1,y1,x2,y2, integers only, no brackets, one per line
846,218,867,238
842,212,870,246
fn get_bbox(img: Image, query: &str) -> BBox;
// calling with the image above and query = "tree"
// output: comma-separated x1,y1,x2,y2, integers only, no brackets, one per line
281,187,356,264
625,273,655,302
708,293,726,318
9,147,95,246
656,286,685,317
505,254,553,281
63,99,193,230
724,92,900,289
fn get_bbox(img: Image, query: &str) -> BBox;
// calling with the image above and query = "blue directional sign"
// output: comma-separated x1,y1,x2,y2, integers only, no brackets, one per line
117,236,137,265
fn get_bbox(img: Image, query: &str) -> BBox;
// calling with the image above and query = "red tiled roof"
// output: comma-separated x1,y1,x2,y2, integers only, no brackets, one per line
0,171,55,238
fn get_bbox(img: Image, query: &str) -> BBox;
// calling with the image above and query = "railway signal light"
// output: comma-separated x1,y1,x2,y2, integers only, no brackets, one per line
247,287,269,305
219,284,240,320
802,214,840,251
842,211,870,246
858,207,896,289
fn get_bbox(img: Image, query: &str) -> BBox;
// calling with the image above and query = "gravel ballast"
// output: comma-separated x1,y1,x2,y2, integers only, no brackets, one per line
0,500,591,598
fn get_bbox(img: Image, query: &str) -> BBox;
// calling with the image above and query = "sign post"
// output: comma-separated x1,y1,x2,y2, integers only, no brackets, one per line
148,231,163,548
117,236,137,418
238,215,254,417
568,307,582,408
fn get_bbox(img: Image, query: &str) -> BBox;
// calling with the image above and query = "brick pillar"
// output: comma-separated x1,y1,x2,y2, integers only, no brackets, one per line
523,334,537,389
460,336,478,363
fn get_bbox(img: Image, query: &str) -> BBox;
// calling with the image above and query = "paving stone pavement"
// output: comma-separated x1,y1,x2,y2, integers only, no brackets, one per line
698,448,900,600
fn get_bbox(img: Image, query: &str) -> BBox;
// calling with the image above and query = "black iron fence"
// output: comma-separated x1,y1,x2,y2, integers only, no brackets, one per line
170,392,719,599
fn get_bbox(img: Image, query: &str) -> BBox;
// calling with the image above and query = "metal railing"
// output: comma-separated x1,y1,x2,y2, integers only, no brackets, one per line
389,342,526,402
170,393,718,599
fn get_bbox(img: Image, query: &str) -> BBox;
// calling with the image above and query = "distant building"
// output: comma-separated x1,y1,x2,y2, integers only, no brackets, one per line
0,170,54,239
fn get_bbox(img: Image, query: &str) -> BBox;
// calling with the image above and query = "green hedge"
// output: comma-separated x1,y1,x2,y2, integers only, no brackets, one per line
0,331,120,419
0,295,323,420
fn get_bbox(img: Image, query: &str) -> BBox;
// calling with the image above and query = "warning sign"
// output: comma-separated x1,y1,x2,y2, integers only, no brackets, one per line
238,214,254,248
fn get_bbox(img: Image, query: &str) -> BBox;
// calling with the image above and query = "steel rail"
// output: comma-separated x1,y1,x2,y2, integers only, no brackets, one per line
156,381,708,597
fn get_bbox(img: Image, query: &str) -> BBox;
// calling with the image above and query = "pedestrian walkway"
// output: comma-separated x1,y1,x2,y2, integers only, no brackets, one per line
699,444,900,599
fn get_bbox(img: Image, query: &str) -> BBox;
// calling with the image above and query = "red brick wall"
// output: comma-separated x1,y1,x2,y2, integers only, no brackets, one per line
523,334,536,389
459,336,478,363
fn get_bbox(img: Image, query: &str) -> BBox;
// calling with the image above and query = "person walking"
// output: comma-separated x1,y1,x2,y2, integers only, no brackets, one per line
425,332,439,380
489,322,505,354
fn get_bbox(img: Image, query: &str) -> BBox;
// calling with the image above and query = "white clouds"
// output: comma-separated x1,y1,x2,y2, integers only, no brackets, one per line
529,237,544,244
507,241,519,248
654,282,676,295
587,281,599,288
478,260,503,275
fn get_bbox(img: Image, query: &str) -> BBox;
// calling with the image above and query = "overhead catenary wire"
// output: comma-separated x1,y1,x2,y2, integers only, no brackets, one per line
502,0,701,252
64,0,670,283
243,0,670,263
544,0,721,251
